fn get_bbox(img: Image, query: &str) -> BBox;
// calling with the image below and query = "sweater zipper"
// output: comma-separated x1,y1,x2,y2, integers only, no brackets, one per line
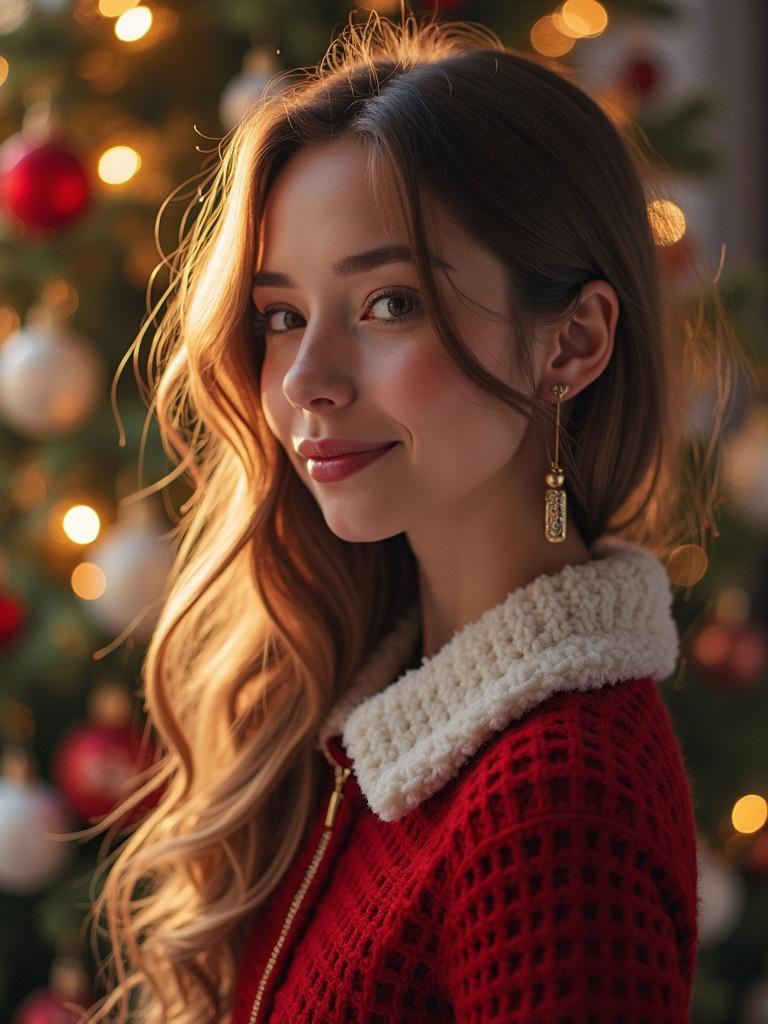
247,743,352,1024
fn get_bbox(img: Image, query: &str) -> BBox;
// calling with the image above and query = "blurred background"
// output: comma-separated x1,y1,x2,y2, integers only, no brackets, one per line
0,0,766,1022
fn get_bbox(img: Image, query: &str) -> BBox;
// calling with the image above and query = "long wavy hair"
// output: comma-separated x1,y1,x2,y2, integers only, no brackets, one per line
71,8,747,1024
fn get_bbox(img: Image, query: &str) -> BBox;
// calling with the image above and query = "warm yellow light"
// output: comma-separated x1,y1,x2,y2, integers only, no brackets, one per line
556,0,609,39
71,562,107,600
648,199,686,245
99,0,138,15
530,15,575,57
62,504,101,545
0,57,9,87
665,544,708,587
115,5,152,41
98,145,141,184
732,794,768,835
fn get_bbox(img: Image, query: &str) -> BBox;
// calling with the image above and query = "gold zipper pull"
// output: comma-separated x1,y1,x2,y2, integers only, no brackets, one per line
325,763,352,828
247,739,355,1023
322,740,352,827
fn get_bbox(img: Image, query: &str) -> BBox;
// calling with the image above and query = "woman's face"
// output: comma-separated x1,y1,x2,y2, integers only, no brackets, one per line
255,137,544,544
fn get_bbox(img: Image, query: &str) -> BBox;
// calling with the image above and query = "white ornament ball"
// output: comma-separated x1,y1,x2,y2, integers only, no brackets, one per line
219,48,286,132
696,835,746,946
82,519,175,642
0,0,32,34
0,776,74,893
0,321,104,438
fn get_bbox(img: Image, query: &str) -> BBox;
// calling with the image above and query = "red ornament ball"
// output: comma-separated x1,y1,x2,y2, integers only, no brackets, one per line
11,988,87,1024
51,722,160,824
0,589,26,647
621,54,662,98
0,134,90,231
688,617,768,690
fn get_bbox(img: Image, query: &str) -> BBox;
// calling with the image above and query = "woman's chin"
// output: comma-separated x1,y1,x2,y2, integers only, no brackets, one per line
322,511,404,545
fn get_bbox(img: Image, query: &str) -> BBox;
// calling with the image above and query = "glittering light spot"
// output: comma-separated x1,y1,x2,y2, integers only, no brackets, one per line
555,0,609,39
71,562,107,600
98,0,138,15
530,15,575,57
665,544,708,587
648,199,686,246
98,145,141,184
63,504,101,545
114,4,152,42
732,794,768,835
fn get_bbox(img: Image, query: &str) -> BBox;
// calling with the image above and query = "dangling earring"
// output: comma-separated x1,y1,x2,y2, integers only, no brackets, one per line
544,383,569,544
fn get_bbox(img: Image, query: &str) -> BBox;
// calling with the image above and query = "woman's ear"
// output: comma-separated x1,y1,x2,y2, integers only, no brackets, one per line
536,280,619,401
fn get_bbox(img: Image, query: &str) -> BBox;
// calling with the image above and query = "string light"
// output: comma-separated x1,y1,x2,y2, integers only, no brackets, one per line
114,4,152,42
98,0,138,15
665,544,708,587
731,794,768,835
98,144,141,184
530,15,575,57
71,562,107,600
62,504,101,545
556,0,609,39
648,199,687,245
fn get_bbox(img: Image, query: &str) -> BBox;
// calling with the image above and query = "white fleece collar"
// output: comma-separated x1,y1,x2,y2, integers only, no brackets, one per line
316,537,679,822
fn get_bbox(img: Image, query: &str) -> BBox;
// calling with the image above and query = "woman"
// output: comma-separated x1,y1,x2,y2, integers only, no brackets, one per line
78,9,742,1024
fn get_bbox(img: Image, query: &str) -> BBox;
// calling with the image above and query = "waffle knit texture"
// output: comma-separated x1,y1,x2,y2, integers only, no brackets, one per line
231,537,700,1023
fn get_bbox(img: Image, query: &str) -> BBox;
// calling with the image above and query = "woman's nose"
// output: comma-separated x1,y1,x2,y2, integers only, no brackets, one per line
281,330,357,412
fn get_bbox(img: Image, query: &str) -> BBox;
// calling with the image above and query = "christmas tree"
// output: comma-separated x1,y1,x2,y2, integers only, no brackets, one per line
0,2,766,1022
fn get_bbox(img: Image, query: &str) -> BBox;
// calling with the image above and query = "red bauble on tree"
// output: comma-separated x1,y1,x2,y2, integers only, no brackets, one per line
11,956,92,1024
621,53,663,98
687,614,768,690
0,587,26,648
0,132,90,233
50,682,161,825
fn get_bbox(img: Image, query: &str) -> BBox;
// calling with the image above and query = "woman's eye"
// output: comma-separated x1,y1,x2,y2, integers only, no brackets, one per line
250,307,302,333
367,288,423,324
250,287,423,335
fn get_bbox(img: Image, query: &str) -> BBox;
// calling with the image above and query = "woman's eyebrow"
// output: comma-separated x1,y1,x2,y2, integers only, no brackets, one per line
251,245,456,288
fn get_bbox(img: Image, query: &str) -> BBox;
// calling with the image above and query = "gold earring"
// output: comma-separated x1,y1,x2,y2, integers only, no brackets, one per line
544,383,569,543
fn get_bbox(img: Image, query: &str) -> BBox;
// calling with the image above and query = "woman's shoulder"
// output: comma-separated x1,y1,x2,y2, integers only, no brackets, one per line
431,675,700,1020
437,673,698,876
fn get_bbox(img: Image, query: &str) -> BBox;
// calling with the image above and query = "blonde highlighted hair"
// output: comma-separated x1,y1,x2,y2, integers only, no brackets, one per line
71,7,748,1023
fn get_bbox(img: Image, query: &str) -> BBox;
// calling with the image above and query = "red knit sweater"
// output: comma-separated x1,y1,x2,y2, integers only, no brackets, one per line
230,678,698,1023
230,540,699,1023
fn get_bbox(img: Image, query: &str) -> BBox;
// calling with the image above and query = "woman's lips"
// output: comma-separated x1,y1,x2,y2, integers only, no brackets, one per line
305,442,399,482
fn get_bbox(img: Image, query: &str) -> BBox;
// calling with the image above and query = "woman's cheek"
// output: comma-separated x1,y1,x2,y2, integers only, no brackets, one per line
384,344,458,412
258,357,287,440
